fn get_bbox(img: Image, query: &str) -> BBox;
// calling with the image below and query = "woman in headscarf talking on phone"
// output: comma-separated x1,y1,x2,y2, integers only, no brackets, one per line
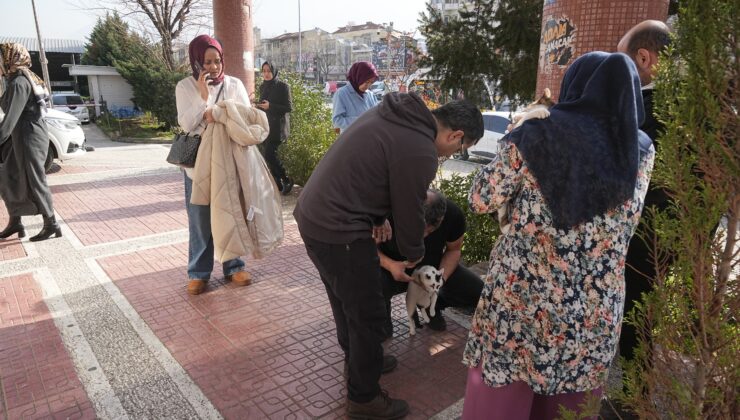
175,34,255,295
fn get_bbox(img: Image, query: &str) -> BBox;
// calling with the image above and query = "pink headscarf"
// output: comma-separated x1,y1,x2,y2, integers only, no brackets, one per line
188,35,225,85
346,61,378,96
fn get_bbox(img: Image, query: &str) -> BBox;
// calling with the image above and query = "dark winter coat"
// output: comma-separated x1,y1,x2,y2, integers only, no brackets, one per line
0,74,54,217
258,67,292,143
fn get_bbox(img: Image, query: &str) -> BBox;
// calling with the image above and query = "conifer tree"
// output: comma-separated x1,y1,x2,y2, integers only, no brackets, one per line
418,0,541,106
82,12,154,67
623,0,738,417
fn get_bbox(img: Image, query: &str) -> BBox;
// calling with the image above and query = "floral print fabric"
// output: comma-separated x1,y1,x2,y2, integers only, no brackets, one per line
463,142,654,395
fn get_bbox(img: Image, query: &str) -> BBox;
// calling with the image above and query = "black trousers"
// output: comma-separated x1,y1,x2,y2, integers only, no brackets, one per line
301,235,387,403
260,139,287,186
381,264,484,333
620,228,658,362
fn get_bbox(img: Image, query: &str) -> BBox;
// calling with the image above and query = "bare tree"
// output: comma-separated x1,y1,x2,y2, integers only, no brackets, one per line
71,0,213,70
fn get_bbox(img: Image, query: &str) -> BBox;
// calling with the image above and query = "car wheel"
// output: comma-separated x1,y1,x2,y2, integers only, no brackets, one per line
44,143,55,173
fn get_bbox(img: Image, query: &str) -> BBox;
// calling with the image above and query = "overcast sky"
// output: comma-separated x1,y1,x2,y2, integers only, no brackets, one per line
1,0,430,41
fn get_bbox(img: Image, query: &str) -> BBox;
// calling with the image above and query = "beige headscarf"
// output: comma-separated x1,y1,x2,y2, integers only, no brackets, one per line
0,42,49,107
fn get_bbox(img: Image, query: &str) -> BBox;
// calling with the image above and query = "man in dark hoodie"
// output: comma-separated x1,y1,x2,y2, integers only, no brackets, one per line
294,92,483,419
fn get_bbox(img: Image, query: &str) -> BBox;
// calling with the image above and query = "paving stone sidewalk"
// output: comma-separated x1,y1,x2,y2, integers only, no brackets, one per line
0,124,472,419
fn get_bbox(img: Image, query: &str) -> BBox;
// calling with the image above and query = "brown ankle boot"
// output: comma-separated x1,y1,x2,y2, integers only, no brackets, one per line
187,279,206,295
227,271,251,286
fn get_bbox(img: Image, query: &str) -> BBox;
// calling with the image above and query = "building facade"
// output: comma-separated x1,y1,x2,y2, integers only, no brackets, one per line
255,21,417,84
428,0,475,22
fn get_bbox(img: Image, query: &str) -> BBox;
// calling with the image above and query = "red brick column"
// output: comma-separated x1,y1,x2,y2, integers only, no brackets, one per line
536,0,669,99
213,0,255,97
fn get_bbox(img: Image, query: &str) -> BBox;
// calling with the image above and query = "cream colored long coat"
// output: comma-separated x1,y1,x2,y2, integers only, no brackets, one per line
190,99,283,262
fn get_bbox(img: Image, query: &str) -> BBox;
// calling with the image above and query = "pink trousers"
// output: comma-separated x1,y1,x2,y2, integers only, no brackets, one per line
461,365,603,420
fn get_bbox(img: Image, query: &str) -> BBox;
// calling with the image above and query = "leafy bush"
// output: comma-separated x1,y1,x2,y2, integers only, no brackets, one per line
97,113,175,139
258,72,337,186
436,171,499,264
116,62,187,130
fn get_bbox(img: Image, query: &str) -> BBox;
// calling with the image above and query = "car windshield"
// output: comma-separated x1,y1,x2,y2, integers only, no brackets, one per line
483,115,510,134
53,95,83,106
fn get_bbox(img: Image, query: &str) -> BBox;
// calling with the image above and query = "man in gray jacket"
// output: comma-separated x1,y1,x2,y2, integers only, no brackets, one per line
294,92,483,419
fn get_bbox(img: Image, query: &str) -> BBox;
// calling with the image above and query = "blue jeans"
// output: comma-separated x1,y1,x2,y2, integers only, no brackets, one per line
183,172,245,280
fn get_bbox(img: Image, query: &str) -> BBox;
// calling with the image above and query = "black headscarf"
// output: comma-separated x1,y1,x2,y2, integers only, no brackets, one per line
259,61,278,101
508,52,651,229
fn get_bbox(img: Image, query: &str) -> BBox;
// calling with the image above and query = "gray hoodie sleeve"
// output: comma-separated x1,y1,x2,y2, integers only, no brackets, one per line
388,154,438,262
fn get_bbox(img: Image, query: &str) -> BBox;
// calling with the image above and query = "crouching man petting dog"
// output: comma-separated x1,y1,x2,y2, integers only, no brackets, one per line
378,189,484,337
294,93,483,420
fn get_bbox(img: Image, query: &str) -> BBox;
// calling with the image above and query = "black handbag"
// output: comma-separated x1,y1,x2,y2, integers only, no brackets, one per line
166,84,224,168
166,132,201,168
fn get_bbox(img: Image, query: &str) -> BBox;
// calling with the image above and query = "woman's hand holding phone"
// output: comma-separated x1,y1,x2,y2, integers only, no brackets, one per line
196,64,209,101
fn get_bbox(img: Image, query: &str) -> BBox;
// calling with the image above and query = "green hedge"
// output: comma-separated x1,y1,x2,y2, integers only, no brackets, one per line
260,72,336,186
436,171,499,265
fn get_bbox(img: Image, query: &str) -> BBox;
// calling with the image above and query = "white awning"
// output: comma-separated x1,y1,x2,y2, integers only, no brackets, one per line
63,65,121,77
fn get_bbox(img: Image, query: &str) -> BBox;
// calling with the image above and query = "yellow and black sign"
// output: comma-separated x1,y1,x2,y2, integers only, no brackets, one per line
541,16,576,67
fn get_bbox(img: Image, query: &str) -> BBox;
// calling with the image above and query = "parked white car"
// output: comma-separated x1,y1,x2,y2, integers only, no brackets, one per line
463,111,512,161
44,108,86,171
51,93,90,124
0,107,85,172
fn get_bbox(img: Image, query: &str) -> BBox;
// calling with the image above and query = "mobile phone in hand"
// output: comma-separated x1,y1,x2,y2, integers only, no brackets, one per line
196,62,212,81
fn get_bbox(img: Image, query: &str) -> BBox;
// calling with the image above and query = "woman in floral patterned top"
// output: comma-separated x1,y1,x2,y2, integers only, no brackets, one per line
462,52,655,419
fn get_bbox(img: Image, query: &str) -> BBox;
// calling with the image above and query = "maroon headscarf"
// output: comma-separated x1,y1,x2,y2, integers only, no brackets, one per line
346,61,378,96
188,35,225,85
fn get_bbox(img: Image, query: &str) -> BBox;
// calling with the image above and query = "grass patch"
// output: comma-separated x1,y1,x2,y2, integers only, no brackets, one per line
97,112,176,140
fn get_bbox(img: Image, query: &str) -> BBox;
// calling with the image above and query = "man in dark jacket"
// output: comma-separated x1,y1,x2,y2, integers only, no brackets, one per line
617,19,672,364
257,61,293,195
294,92,483,419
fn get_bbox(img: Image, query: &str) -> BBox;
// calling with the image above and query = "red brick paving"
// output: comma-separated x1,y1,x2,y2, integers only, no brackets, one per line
0,273,95,419
47,165,130,176
98,224,469,419
50,173,187,246
0,206,27,262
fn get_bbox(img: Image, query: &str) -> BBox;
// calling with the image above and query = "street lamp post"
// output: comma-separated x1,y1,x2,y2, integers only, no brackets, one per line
298,0,302,75
30,0,51,103
385,22,393,82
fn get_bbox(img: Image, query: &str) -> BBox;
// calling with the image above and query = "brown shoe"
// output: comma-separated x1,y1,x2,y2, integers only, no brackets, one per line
187,279,206,295
347,389,409,419
227,270,251,286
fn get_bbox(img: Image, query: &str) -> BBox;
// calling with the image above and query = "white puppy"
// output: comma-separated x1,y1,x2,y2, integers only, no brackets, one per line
406,265,445,336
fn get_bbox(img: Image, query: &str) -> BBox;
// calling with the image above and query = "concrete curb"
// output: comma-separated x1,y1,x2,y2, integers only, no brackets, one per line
110,137,173,144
